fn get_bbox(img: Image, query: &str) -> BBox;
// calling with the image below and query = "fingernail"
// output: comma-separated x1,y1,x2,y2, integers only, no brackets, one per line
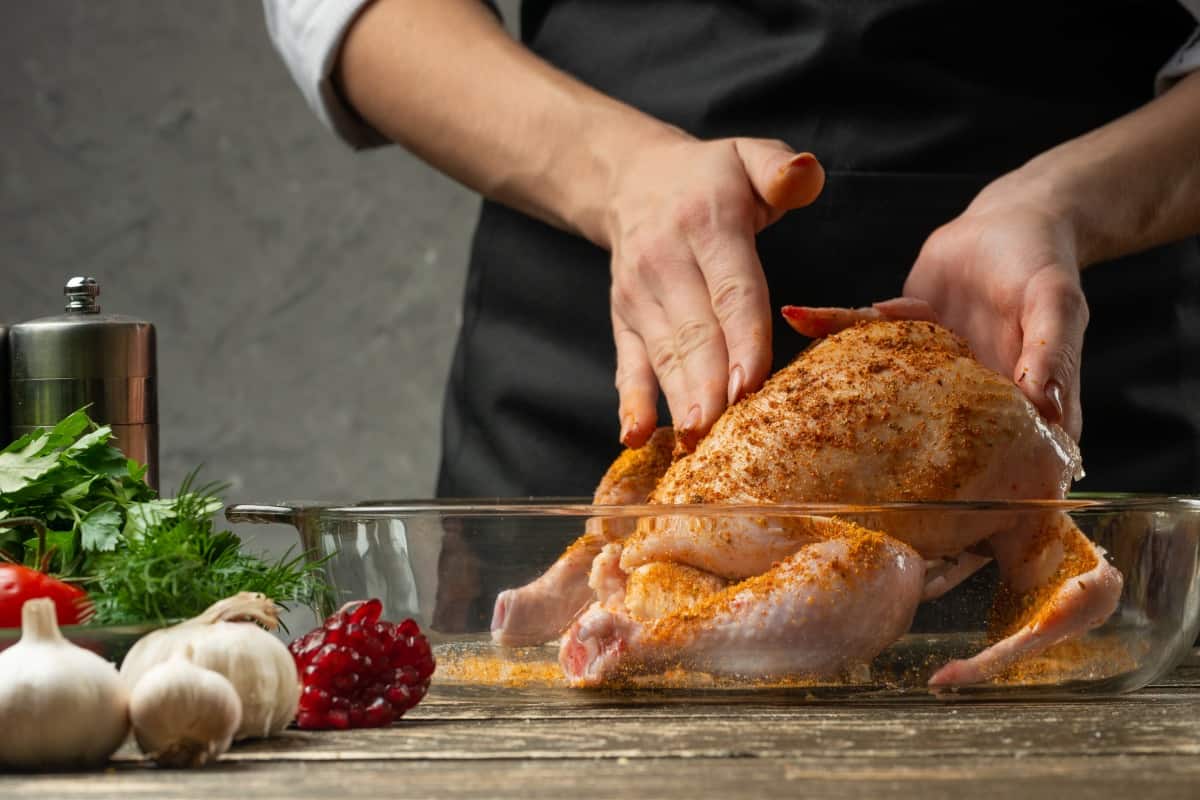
681,404,701,433
675,405,703,454
785,152,816,172
781,305,805,321
619,415,637,447
1045,381,1064,422
727,366,745,405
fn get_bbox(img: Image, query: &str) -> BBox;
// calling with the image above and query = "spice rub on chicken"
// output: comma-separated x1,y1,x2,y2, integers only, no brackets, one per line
492,311,1123,688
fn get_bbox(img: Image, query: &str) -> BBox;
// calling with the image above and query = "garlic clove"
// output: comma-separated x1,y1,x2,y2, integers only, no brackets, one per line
130,652,242,768
0,598,130,771
121,593,300,741
188,621,300,740
120,592,282,689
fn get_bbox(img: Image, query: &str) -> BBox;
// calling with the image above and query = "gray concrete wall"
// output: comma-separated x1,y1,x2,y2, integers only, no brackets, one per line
1,1,521,575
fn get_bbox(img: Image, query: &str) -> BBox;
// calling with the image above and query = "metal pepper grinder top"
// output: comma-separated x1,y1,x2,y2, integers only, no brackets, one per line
9,277,158,488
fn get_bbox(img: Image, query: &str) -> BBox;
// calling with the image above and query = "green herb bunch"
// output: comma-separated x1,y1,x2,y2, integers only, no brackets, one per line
0,410,327,625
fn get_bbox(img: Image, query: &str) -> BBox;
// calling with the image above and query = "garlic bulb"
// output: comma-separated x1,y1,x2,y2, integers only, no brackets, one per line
0,598,129,770
121,593,299,740
131,652,242,767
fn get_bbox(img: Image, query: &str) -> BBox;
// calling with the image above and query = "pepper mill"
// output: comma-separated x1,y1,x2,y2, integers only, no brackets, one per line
8,277,158,488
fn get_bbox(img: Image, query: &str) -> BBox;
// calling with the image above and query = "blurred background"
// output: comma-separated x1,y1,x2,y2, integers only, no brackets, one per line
1,1,522,570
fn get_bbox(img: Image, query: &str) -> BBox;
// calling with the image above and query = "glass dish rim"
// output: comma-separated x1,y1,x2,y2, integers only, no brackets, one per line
227,492,1200,521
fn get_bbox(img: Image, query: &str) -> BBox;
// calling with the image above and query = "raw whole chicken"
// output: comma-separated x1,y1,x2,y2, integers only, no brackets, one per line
492,307,1123,688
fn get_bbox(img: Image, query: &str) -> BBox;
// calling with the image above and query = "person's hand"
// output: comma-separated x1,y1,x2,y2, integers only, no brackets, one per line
605,132,825,450
902,174,1088,439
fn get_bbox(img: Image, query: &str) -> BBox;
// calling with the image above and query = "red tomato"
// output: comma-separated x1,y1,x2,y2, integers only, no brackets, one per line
0,565,90,628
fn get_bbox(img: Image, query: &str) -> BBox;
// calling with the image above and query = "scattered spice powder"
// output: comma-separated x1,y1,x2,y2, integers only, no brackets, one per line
624,561,728,620
434,644,840,691
436,647,567,688
988,519,1099,641
994,635,1140,685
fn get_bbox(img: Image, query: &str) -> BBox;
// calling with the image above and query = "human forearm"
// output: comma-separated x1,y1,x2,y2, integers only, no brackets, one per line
335,0,682,248
337,0,828,446
995,70,1200,267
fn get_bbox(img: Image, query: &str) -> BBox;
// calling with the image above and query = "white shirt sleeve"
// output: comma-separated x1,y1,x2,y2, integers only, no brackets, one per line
267,0,1200,146
262,0,387,148
1158,1,1200,92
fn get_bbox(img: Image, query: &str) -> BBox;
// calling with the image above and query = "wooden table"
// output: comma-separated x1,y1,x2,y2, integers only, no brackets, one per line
4,666,1199,799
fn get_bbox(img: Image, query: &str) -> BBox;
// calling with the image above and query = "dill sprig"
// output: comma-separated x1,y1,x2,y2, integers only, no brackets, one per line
85,479,327,628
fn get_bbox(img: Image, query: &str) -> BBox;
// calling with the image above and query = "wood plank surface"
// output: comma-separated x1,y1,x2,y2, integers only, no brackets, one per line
5,756,1200,800
2,665,1197,799
196,695,1200,762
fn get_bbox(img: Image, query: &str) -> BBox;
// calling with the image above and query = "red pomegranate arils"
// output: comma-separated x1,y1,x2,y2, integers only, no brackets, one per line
289,599,436,730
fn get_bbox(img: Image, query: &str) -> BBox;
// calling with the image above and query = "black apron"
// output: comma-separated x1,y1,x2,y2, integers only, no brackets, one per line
437,0,1200,498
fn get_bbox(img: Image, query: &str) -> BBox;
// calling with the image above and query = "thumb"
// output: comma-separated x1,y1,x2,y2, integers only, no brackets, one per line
1015,268,1088,441
733,139,825,226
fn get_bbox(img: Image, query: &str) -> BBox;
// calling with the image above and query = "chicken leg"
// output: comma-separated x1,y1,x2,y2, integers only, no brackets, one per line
490,428,674,646
929,514,1123,685
560,519,925,686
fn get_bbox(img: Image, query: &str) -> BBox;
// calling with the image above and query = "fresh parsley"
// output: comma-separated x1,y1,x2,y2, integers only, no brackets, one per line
0,410,327,626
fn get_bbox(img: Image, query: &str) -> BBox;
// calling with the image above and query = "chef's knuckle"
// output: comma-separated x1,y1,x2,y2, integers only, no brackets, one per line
610,276,637,312
673,195,717,238
710,276,757,323
1057,284,1089,324
1060,343,1081,372
674,318,718,358
627,239,682,286
649,340,680,377
1048,343,1081,385
918,224,956,264
622,253,656,289
720,206,758,238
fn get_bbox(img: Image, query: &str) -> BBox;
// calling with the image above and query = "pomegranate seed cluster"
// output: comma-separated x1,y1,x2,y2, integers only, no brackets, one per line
289,598,436,730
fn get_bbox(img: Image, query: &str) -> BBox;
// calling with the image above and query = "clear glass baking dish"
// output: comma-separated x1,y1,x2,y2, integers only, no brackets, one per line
227,496,1200,700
